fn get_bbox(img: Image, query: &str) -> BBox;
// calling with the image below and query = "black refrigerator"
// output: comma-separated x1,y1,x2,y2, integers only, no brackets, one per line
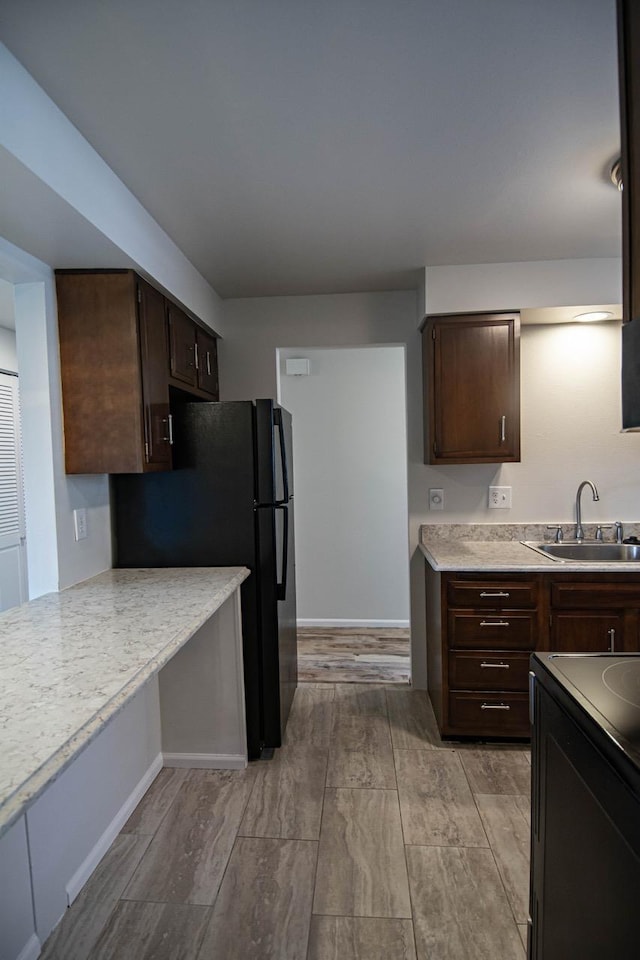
112,399,297,760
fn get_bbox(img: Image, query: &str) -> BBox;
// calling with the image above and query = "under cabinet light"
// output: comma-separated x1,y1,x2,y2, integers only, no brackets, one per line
573,311,614,323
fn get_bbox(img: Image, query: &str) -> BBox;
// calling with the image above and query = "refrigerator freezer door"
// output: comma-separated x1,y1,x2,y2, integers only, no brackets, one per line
255,400,294,505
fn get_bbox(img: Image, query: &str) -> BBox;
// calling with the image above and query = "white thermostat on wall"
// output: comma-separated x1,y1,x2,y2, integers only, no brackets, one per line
285,358,310,376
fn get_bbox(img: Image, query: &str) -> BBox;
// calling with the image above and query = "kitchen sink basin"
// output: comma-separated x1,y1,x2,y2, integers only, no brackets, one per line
521,541,640,562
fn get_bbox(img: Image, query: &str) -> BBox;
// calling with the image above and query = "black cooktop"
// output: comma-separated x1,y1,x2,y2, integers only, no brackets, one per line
539,653,640,772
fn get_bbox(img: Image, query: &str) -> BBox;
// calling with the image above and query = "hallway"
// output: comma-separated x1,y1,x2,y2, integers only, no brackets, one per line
41,685,530,959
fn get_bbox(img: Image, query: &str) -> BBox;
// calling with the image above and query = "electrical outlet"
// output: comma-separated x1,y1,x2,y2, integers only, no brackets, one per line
73,508,88,541
429,488,444,511
488,486,512,509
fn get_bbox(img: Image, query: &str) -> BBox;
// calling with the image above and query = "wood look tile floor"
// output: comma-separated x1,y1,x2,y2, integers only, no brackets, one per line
297,627,411,683
41,684,530,960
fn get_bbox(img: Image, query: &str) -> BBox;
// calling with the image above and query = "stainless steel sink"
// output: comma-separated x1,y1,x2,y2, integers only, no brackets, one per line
521,541,640,562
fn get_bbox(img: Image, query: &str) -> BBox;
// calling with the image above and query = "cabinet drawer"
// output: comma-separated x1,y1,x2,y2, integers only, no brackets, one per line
551,581,640,609
448,612,535,649
447,580,537,609
448,692,530,737
448,651,530,691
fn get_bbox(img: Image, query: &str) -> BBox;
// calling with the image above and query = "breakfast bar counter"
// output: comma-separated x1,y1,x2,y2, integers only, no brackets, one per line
0,566,250,837
0,566,250,960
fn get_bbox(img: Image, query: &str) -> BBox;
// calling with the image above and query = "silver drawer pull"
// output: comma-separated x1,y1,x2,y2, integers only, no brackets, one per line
479,591,510,598
480,661,510,669
480,703,511,711
480,620,510,627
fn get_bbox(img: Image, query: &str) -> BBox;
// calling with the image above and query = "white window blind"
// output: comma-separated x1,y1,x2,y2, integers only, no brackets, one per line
0,381,20,538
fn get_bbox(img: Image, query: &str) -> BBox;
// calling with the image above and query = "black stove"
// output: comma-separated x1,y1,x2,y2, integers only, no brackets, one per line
536,653,640,776
529,652,640,960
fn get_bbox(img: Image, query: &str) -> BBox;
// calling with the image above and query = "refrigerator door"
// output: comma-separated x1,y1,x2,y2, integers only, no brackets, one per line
255,499,297,746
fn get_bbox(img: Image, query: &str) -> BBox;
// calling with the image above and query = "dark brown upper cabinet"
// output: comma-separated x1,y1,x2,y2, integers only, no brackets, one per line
618,0,640,326
56,269,219,474
618,1,640,427
57,270,172,474
422,312,521,465
167,302,219,399
196,326,219,396
167,302,197,388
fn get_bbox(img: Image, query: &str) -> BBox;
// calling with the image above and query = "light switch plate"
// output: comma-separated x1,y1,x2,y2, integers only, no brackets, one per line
488,486,512,509
74,508,88,541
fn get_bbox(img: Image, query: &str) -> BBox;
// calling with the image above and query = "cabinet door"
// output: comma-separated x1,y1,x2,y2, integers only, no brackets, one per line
196,327,219,397
424,313,520,464
138,280,172,467
618,0,640,325
550,611,623,653
167,303,197,386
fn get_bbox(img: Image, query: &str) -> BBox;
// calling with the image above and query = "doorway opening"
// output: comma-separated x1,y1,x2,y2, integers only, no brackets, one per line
278,345,411,684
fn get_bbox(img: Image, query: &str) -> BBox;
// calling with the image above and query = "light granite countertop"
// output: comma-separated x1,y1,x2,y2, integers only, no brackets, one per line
0,566,250,838
420,523,640,572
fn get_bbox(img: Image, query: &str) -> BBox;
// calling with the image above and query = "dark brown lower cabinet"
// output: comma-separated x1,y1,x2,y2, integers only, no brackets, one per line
550,611,624,653
426,567,640,739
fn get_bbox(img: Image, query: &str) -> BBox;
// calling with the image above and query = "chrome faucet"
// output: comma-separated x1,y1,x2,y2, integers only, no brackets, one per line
574,480,599,540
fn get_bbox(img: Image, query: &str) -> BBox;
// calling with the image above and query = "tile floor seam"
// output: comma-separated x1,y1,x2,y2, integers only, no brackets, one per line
117,773,193,903
192,831,242,960
468,772,525,935
475,793,531,930
122,768,189,841
392,733,419,949
305,699,334,960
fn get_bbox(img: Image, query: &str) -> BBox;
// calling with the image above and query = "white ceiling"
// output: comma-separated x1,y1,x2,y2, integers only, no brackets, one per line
0,0,622,298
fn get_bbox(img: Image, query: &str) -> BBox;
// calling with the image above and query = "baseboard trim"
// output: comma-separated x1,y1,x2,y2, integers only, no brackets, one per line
16,934,41,960
297,618,410,629
162,752,247,770
65,752,163,906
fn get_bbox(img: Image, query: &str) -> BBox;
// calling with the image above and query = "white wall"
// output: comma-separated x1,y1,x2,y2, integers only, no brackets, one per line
220,290,426,676
0,237,112,596
0,326,17,373
279,346,410,625
421,258,637,523
425,259,622,314
220,259,629,688
428,320,640,522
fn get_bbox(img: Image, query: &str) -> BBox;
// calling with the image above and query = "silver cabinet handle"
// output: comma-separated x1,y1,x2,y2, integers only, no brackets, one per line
162,414,174,445
480,661,510,669
608,627,616,652
500,415,506,443
480,620,510,627
481,703,511,711
480,591,510,598
206,351,211,376
194,341,199,370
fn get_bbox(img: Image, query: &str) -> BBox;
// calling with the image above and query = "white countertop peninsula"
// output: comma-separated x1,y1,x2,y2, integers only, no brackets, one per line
0,566,249,839
420,522,640,572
